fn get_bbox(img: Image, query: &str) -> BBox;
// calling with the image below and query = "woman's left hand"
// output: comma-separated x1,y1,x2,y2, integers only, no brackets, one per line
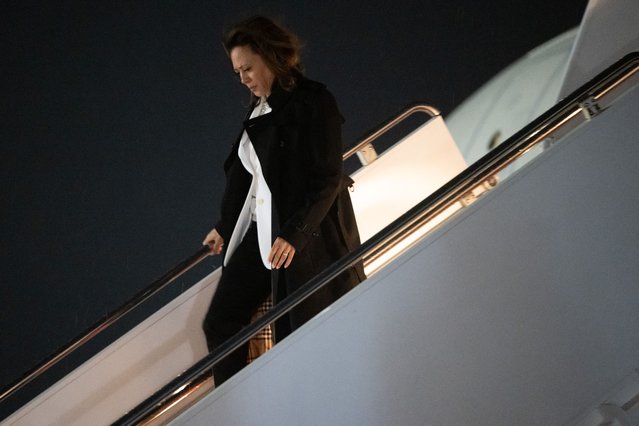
268,237,296,269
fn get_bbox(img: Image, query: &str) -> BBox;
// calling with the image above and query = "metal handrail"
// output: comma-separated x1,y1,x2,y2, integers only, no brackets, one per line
0,247,211,403
0,102,442,405
114,52,639,425
342,103,440,160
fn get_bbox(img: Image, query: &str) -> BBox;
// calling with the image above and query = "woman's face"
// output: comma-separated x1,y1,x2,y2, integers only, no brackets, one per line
230,45,275,99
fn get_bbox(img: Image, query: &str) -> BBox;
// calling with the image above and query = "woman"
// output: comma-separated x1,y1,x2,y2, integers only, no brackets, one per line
202,16,365,386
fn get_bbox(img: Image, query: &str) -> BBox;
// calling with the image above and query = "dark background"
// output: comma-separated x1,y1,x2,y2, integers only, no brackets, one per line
1,0,587,416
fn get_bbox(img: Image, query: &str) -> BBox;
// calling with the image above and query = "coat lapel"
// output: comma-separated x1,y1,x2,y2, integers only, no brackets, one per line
243,82,294,180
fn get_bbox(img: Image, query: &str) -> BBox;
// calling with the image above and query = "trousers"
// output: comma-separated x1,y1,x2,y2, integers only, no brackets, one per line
202,222,289,385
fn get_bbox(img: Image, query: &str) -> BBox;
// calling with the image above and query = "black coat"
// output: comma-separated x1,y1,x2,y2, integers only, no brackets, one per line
215,78,365,324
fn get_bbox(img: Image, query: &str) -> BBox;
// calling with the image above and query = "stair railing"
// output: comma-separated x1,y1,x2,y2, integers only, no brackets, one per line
0,104,440,405
112,51,639,425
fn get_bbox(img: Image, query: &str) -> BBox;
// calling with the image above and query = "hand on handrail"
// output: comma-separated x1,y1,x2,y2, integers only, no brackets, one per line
202,228,224,255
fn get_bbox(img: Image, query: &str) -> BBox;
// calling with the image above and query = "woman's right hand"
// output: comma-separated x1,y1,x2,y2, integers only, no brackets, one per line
202,228,224,255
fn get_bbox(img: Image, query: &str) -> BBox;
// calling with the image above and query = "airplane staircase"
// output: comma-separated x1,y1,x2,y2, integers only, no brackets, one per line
2,52,639,426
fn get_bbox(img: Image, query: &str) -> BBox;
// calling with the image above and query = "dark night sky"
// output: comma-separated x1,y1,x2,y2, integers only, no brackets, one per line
1,0,587,414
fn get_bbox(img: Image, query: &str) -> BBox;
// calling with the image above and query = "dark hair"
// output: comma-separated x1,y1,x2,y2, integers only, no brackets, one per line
223,16,303,91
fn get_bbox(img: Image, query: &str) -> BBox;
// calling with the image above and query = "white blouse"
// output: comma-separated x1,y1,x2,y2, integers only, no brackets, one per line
223,99,273,269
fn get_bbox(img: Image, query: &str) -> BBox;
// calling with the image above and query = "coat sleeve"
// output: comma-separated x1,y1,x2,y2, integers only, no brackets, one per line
278,89,344,252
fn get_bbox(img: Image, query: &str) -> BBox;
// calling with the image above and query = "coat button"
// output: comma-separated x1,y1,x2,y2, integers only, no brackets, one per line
257,199,264,205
